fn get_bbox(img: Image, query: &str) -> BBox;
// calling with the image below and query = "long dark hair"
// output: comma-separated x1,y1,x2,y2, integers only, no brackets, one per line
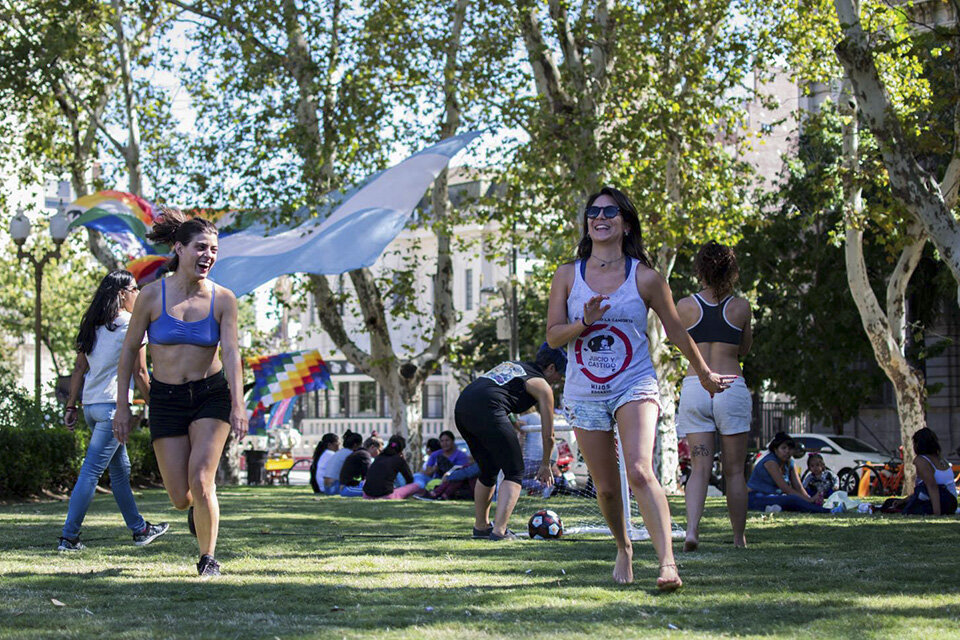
695,241,739,298
146,206,218,273
383,434,406,456
576,186,651,267
912,428,941,457
76,270,137,355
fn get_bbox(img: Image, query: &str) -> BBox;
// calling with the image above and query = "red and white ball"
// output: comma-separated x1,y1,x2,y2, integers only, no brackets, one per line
528,509,563,539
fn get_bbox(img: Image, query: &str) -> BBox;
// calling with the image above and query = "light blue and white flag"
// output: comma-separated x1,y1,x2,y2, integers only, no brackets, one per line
209,131,481,297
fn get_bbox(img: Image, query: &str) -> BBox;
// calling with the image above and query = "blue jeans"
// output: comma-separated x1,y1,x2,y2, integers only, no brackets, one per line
340,482,364,497
747,491,828,513
61,404,146,539
446,463,479,482
322,480,340,495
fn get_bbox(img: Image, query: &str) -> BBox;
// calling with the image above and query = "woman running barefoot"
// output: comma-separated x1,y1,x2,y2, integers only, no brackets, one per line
546,187,734,590
58,270,168,551
676,242,753,551
114,209,247,577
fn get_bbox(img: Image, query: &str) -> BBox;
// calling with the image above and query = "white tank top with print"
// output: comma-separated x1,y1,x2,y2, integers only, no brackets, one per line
563,258,656,401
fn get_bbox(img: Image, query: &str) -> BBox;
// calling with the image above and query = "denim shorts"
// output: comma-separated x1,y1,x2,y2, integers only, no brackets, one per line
563,376,661,432
676,376,752,437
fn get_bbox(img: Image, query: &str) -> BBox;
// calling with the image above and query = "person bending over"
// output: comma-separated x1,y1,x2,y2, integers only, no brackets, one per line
454,343,565,541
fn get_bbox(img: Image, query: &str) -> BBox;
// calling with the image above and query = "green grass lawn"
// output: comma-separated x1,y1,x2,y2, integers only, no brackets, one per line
2,487,959,639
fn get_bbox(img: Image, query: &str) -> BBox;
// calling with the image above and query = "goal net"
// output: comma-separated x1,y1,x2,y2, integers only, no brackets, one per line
508,422,685,541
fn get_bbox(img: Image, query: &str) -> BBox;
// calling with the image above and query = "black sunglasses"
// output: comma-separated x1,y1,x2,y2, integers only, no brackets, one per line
585,205,620,220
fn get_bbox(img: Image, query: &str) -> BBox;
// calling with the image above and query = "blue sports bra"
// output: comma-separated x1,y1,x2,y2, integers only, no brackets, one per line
147,279,220,347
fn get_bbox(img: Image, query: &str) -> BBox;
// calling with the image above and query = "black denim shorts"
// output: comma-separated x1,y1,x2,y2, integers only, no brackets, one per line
149,371,232,441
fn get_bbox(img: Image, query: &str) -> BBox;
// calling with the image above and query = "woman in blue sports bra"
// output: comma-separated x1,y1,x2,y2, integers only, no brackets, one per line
113,207,247,578
546,186,736,591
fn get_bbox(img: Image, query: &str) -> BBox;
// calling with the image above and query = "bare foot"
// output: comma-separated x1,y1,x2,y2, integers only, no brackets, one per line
613,547,634,584
733,535,747,549
657,563,682,592
683,538,699,552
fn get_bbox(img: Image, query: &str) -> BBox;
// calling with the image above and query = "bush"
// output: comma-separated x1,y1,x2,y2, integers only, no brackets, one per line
0,427,86,497
126,427,161,485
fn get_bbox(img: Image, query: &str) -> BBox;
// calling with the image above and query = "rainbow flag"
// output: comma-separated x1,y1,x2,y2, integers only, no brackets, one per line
65,190,160,258
246,349,333,420
126,255,168,286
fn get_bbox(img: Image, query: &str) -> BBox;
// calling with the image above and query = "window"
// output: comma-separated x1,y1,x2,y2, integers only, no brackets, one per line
299,389,331,419
423,383,444,418
351,381,378,417
339,381,350,417
465,268,474,310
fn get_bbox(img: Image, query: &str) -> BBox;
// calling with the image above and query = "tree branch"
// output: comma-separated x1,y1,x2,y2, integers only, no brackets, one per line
833,0,960,285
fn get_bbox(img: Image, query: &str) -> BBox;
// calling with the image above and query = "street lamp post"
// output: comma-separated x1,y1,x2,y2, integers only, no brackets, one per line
9,204,69,411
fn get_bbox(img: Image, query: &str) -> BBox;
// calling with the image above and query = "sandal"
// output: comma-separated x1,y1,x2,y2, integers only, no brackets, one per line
657,563,683,592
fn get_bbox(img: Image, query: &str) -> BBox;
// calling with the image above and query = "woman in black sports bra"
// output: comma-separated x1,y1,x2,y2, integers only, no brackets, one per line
676,241,753,552
114,208,247,577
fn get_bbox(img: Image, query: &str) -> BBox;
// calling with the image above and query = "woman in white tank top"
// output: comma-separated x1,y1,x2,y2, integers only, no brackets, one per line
547,187,735,591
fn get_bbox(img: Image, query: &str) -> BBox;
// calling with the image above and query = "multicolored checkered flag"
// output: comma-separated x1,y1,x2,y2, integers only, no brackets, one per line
246,350,333,422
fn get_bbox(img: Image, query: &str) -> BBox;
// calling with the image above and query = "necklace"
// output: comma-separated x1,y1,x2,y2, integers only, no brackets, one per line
591,254,625,268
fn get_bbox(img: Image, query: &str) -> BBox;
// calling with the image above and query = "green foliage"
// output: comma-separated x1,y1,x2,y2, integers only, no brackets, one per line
0,382,62,431
126,427,161,486
0,218,105,378
449,271,552,376
0,426,84,498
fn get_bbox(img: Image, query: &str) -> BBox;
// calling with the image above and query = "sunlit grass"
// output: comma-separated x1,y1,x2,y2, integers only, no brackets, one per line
2,486,958,639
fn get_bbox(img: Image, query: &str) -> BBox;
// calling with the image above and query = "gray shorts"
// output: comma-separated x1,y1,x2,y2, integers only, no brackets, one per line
563,376,661,432
676,376,751,437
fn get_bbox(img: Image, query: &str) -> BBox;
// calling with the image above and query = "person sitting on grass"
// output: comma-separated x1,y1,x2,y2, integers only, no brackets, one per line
339,435,383,497
802,453,836,501
310,433,340,494
901,428,958,516
413,437,443,489
362,435,423,500
418,460,481,501
425,431,469,477
747,432,828,513
323,430,361,495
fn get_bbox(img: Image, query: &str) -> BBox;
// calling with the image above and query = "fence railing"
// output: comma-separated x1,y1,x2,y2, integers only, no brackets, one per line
752,400,810,447
298,418,447,440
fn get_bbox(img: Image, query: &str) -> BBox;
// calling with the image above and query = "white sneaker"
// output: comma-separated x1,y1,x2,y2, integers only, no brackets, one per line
764,505,783,513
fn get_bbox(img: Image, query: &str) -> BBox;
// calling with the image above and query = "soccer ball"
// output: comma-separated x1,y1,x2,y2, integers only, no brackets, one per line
528,509,563,539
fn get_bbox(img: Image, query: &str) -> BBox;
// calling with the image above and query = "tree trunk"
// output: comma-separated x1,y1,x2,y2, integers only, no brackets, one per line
216,433,242,485
648,245,680,492
111,0,144,196
840,91,926,492
388,382,424,470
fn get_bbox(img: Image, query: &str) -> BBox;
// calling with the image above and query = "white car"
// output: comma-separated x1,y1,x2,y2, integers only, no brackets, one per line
776,433,891,493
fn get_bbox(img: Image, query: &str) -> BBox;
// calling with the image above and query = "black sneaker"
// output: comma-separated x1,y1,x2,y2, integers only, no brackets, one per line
187,506,196,537
57,536,85,552
472,525,493,538
197,554,221,577
133,521,169,546
489,529,518,541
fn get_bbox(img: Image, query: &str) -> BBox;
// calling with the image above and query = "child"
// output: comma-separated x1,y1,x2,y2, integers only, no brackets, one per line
802,453,836,500
902,428,958,515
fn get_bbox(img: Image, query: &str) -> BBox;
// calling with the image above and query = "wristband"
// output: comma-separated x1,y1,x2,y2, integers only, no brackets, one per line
581,318,591,327
65,406,77,411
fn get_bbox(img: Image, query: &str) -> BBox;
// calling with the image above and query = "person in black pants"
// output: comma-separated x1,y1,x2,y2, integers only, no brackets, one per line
455,343,565,540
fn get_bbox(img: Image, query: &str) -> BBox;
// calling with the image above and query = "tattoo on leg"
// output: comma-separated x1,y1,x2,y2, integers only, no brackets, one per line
692,444,711,457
